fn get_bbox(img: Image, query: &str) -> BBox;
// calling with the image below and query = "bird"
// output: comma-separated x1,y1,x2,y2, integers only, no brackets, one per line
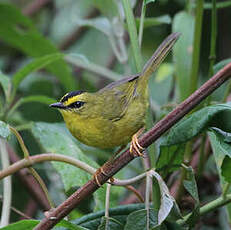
50,32,180,185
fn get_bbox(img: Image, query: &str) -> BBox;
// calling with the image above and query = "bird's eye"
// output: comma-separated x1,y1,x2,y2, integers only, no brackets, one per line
69,101,85,109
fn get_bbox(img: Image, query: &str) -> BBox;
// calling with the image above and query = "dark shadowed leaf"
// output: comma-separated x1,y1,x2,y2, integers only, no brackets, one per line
98,217,123,230
12,53,65,91
0,72,11,102
182,165,200,228
157,103,231,171
124,209,158,230
0,3,75,91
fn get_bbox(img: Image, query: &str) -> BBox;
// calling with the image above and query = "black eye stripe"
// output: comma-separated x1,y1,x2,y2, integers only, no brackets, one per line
68,101,85,109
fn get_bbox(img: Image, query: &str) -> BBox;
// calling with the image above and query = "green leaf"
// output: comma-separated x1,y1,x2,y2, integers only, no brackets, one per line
12,53,64,92
0,3,75,91
0,72,11,102
31,122,106,211
221,156,231,183
150,171,181,225
182,166,200,228
98,217,123,230
73,203,145,228
183,166,199,203
209,128,231,183
172,11,194,101
124,209,158,230
157,103,231,171
213,59,231,74
0,120,11,139
57,219,89,230
0,220,39,230
209,128,231,222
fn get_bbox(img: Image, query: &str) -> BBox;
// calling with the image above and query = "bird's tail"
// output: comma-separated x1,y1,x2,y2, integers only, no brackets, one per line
139,32,180,85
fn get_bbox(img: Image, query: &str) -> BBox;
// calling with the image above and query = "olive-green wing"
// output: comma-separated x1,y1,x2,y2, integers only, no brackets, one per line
98,75,139,121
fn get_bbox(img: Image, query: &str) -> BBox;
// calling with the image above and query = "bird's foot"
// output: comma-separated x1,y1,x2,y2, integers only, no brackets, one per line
129,128,145,157
93,167,114,187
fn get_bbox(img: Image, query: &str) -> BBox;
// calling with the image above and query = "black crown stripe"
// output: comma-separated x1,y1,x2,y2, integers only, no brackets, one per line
60,90,85,103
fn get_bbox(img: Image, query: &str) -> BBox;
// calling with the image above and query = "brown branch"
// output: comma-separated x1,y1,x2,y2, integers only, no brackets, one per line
35,62,231,230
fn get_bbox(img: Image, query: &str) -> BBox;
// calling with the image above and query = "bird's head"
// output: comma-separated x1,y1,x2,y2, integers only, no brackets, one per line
50,90,96,119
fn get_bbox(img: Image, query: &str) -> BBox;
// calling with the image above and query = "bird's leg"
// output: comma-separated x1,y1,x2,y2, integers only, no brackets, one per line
129,128,145,157
93,145,126,187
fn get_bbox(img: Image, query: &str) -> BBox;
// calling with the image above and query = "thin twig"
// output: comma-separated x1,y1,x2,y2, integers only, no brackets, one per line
35,62,231,230
0,139,12,227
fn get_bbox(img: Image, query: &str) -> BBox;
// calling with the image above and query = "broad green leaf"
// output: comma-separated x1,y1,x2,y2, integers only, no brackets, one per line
0,3,75,91
12,53,64,91
157,104,231,171
0,220,38,230
182,166,200,228
0,121,11,139
221,156,231,183
209,128,231,182
98,217,123,230
208,129,231,221
31,122,106,211
0,72,11,102
213,59,231,74
172,11,194,101
57,219,89,230
183,166,199,203
73,203,145,229
124,209,158,230
150,171,181,225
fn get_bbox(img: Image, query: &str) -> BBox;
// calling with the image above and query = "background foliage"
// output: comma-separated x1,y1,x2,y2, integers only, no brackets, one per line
0,0,231,229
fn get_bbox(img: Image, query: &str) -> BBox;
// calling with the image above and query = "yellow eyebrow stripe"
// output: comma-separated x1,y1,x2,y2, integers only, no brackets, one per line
63,95,80,106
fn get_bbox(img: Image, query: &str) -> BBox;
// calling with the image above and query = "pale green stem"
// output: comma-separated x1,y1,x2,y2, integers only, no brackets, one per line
206,0,217,105
178,194,231,225
145,172,151,229
28,167,54,208
0,139,12,227
122,0,143,72
9,126,30,158
105,183,111,218
190,0,204,93
138,1,146,48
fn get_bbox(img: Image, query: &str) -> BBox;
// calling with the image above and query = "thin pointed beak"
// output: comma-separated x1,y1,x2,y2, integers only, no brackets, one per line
49,102,66,109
